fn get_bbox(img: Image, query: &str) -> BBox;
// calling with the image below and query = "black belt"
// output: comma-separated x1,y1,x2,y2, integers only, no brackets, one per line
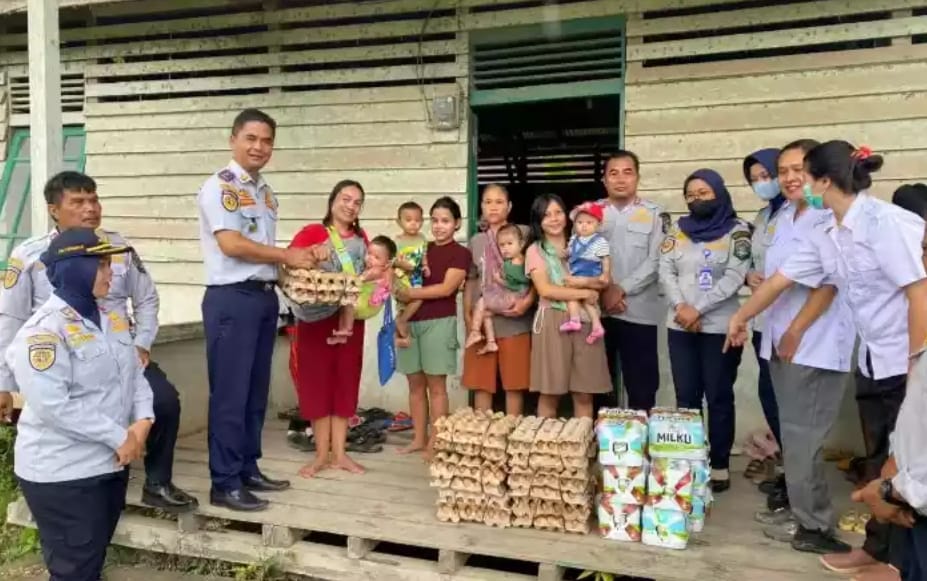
210,280,276,292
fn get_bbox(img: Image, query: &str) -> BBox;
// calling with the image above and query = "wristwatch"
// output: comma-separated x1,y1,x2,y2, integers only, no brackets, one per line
880,479,908,507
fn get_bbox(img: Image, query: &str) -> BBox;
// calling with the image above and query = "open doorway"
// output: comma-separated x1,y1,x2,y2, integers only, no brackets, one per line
473,94,621,226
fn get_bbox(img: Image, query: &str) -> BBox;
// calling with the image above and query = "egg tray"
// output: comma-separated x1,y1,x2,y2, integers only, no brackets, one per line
529,418,566,456
279,268,361,306
558,417,594,458
508,416,545,454
480,462,507,488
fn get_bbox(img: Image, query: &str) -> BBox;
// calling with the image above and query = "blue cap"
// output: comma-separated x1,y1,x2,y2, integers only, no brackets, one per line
40,227,131,267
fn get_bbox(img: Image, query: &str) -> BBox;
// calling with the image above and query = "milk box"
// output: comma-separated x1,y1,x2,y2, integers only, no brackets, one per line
648,411,706,460
596,409,648,466
690,459,710,497
602,462,649,505
596,494,642,542
689,494,708,533
646,457,694,513
641,505,689,550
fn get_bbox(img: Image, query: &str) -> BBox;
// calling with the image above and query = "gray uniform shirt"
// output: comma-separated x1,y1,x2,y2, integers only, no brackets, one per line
600,198,668,326
749,204,781,332
0,229,158,391
6,295,154,483
659,220,753,335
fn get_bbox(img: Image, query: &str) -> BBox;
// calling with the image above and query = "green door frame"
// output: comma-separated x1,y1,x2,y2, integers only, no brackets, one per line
0,125,87,268
467,15,626,235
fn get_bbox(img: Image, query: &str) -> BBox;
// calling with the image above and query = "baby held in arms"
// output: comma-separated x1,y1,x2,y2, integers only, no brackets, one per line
465,224,530,354
563,202,610,344
329,235,396,345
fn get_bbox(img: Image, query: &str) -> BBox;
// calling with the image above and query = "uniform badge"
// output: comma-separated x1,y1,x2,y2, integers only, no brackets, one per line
264,190,277,212
732,230,752,261
108,311,130,333
28,342,56,372
60,306,81,321
660,236,676,254
221,190,240,212
630,207,651,224
3,264,21,289
659,212,671,234
218,169,236,182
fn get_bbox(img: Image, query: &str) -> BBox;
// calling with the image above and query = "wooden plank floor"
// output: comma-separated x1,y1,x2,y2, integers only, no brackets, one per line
109,421,853,581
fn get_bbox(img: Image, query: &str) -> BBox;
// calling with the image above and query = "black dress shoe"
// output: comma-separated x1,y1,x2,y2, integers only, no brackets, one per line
142,482,200,514
710,478,731,493
243,471,291,492
767,486,790,511
790,526,851,555
758,473,786,495
209,488,269,512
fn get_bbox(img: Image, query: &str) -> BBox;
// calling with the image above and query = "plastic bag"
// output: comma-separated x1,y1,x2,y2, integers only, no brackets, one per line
377,299,397,386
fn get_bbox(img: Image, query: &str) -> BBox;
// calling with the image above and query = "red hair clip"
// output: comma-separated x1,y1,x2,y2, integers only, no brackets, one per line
852,145,873,160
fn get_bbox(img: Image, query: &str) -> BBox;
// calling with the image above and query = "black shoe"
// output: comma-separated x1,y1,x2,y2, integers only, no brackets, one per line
209,488,269,512
710,478,730,493
767,487,790,511
287,431,315,452
243,471,291,492
758,473,786,495
790,526,851,555
142,482,199,514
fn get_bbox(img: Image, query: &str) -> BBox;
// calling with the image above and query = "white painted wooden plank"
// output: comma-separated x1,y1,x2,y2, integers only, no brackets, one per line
626,92,927,135
85,101,432,131
94,168,468,197
460,0,718,10
463,0,620,30
628,16,927,62
85,62,465,98
83,83,461,117
0,16,460,63
630,151,927,192
86,144,467,176
626,119,927,162
84,38,465,78
86,123,461,154
626,61,927,111
627,0,926,37
103,193,468,221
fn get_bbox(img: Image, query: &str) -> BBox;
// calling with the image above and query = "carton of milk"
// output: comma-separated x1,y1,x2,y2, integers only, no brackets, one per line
641,505,689,550
602,462,649,505
596,409,648,466
690,459,710,497
648,411,706,460
646,457,694,513
688,494,709,533
596,494,642,542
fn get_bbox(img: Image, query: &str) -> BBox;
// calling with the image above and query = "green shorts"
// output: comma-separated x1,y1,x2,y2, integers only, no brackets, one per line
397,316,460,376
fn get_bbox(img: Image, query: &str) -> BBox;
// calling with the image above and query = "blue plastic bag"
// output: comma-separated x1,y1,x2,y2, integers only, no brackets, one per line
377,299,397,386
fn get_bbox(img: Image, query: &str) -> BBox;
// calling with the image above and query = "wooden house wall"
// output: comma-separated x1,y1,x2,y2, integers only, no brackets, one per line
0,0,925,328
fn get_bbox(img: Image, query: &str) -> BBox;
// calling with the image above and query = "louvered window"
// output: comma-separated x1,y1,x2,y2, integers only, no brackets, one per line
470,16,624,106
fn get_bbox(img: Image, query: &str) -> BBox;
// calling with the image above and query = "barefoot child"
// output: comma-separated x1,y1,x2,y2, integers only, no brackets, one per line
393,202,429,348
329,235,396,345
465,223,530,354
562,202,610,344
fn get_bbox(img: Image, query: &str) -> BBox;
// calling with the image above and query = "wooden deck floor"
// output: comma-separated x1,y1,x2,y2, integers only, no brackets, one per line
9,421,856,581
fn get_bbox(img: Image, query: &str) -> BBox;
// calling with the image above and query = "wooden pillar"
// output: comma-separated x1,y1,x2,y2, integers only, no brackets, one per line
27,0,62,236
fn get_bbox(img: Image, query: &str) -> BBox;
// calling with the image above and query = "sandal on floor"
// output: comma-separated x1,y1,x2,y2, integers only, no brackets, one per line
387,412,413,432
853,513,870,535
744,458,766,480
838,511,859,532
346,434,384,454
287,431,316,453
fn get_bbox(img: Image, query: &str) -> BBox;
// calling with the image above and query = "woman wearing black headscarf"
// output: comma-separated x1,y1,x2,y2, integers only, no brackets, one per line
659,169,752,492
6,228,153,581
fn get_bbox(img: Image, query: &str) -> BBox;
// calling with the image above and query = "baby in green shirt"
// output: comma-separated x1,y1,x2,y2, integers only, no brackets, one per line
465,224,530,354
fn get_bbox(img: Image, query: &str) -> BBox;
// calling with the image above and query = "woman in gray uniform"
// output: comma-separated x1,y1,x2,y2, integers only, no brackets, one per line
6,228,153,581
659,169,752,493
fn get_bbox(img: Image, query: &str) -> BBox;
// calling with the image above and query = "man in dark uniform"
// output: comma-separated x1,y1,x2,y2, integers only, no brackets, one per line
196,109,316,511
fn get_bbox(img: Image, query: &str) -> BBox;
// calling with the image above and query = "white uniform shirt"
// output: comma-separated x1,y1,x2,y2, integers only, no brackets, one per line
6,295,154,483
600,198,667,326
761,202,854,371
892,348,927,515
750,204,782,332
197,160,278,286
780,194,926,379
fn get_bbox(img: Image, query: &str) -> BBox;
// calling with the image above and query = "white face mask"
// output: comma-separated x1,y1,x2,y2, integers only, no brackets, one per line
752,179,780,201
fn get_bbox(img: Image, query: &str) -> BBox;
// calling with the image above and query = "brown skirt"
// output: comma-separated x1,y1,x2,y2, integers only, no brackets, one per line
529,307,611,396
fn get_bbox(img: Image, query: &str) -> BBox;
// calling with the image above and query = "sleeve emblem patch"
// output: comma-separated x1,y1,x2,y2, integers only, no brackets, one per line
221,190,240,212
28,343,56,371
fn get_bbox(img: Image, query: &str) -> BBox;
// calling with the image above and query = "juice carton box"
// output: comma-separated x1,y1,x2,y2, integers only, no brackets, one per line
602,462,649,505
641,505,689,550
690,459,710,497
596,494,642,542
646,457,694,513
596,410,648,466
689,494,708,533
648,411,706,460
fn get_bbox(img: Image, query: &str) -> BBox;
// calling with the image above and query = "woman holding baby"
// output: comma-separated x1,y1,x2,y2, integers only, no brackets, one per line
461,184,536,416
524,194,612,418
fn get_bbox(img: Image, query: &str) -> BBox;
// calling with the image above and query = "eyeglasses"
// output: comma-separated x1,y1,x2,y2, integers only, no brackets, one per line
684,191,714,203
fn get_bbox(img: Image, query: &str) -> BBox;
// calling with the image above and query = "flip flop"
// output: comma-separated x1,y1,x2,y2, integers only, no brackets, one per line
744,458,766,479
853,513,870,535
387,412,413,432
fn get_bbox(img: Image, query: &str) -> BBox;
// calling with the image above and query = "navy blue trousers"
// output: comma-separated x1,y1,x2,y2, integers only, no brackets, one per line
144,361,180,486
751,331,781,447
902,518,927,581
668,329,743,470
19,471,128,581
602,318,660,411
202,282,279,492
